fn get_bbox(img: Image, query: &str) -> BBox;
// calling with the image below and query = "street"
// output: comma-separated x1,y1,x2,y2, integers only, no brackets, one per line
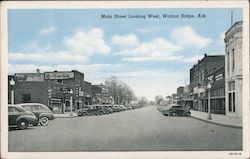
9,106,242,152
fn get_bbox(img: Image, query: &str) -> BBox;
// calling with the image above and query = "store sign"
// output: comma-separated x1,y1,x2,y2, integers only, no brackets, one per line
44,72,74,80
215,73,223,81
61,88,71,94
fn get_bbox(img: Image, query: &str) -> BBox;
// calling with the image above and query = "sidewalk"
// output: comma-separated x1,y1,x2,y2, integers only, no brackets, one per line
190,110,242,128
54,112,78,118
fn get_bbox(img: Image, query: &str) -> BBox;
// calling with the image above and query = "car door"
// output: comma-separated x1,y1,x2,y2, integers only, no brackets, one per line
31,105,41,119
8,107,19,125
177,107,184,116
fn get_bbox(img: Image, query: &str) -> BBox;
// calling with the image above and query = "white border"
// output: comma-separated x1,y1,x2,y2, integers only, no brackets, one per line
1,1,249,159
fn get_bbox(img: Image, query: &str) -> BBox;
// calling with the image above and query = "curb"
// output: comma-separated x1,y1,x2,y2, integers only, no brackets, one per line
54,114,78,118
190,116,242,129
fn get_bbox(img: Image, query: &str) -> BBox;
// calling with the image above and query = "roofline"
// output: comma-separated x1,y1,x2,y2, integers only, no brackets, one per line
225,21,243,35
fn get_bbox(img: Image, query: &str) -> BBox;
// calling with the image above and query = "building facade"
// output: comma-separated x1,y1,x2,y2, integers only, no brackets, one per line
224,21,243,117
8,75,69,113
189,54,225,111
44,70,85,111
205,65,226,114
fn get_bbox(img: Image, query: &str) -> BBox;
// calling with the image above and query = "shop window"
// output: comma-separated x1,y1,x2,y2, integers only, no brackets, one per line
232,48,235,71
22,94,31,102
228,92,236,112
229,93,232,112
233,92,235,112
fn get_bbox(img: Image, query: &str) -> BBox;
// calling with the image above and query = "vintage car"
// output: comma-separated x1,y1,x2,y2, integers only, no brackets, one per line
162,104,191,116
17,103,55,126
8,105,38,130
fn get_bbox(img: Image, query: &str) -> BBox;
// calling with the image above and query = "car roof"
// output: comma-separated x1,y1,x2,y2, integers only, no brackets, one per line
16,103,49,108
167,104,181,107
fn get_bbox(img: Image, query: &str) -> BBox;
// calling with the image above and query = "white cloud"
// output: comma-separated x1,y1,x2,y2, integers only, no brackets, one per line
64,28,110,55
171,26,212,49
8,63,123,76
39,26,57,36
10,28,111,65
9,51,89,64
177,54,204,63
118,38,182,62
112,34,139,47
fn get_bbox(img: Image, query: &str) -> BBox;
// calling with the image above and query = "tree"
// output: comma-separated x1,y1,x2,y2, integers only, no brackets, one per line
105,76,135,105
138,96,148,107
154,95,164,105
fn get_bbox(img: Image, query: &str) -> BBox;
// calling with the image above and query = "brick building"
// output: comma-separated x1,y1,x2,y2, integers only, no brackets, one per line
44,70,85,111
8,75,69,113
83,81,92,106
190,54,225,111
224,21,243,118
204,65,225,114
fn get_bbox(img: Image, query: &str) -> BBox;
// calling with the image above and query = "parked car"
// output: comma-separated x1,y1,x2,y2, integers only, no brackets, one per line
85,105,105,116
17,103,55,126
104,105,114,113
162,104,191,116
77,108,89,116
8,105,38,130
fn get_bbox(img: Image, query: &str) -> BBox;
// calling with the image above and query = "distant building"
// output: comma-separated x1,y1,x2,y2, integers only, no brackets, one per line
224,21,243,117
95,84,113,105
190,54,225,111
177,86,184,96
83,81,92,105
91,85,102,105
178,85,193,109
15,69,44,81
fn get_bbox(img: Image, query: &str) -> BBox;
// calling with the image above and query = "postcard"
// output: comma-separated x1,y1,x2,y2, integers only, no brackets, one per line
1,1,249,159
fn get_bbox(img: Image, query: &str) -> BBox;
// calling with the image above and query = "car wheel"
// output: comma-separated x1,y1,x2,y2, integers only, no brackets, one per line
40,117,49,126
186,112,191,117
99,112,103,115
17,119,28,130
172,112,176,116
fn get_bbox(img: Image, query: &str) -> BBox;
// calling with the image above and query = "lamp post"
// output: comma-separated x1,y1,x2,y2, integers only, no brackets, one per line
207,82,212,120
69,89,73,117
48,89,52,109
10,79,15,105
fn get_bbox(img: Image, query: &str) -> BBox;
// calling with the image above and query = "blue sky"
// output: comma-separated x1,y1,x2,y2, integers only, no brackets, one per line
8,8,243,100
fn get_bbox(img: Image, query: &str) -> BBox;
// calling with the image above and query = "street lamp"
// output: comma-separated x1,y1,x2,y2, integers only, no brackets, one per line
207,82,212,120
48,89,52,109
69,89,73,116
10,79,15,105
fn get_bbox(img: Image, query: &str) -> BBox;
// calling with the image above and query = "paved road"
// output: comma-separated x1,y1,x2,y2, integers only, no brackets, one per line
9,106,242,151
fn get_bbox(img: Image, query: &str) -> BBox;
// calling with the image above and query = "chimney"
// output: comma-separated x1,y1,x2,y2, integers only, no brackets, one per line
36,69,40,74
204,53,207,57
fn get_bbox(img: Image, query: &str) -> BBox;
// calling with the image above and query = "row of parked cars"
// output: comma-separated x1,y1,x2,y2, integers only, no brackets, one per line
77,104,136,116
8,103,55,130
157,103,191,117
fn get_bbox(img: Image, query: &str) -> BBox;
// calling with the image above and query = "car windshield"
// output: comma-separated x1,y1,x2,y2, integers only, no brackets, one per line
15,106,27,112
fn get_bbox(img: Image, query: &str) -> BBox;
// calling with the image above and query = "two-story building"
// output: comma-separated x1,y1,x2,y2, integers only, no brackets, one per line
190,54,225,111
224,21,243,118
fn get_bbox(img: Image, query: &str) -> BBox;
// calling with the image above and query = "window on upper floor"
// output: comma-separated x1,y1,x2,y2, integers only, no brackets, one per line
232,48,235,71
227,52,230,72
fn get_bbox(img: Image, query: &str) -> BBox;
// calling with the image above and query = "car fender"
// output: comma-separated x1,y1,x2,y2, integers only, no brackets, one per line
38,113,50,119
16,115,35,123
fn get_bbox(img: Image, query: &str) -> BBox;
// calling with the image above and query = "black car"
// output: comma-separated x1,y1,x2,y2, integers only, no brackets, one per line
8,105,38,130
162,104,191,116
